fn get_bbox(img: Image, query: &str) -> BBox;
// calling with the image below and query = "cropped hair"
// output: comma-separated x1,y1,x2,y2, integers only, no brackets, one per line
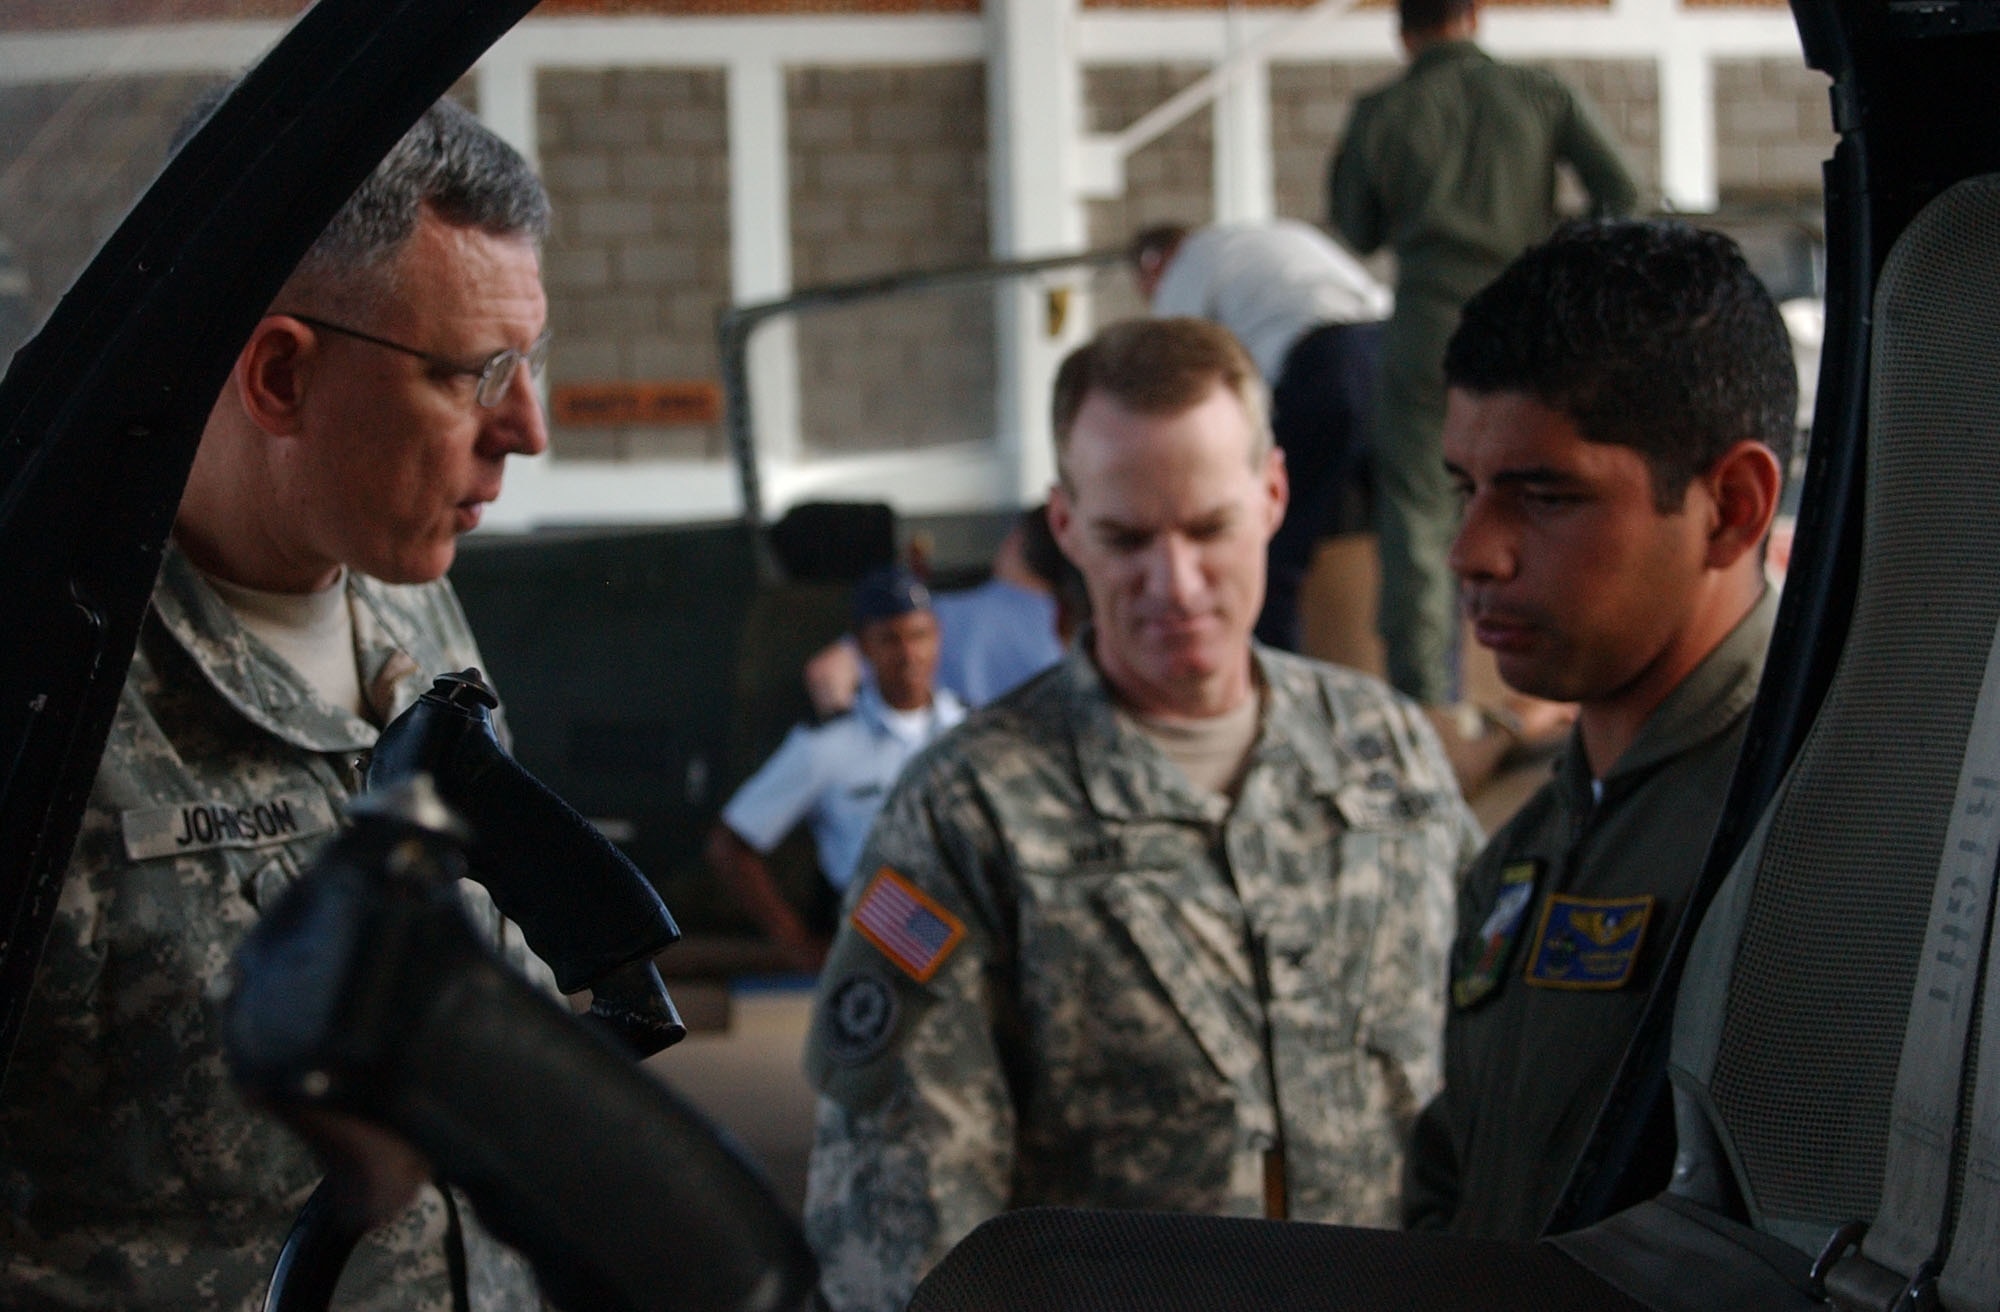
1399,0,1476,35
1050,318,1271,482
1444,219,1796,510
278,96,549,315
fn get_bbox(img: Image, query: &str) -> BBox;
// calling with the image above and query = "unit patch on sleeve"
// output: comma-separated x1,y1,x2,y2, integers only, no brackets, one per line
821,971,901,1065
1452,859,1542,1008
121,792,339,862
1524,893,1655,990
851,866,966,983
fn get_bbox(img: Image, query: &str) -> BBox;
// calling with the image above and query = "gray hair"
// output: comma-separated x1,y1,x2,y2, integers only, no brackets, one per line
283,96,549,315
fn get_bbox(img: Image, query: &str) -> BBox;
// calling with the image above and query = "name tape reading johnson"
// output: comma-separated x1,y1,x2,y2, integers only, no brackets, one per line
122,792,339,861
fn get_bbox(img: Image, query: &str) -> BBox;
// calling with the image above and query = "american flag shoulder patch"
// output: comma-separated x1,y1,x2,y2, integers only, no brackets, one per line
851,866,967,984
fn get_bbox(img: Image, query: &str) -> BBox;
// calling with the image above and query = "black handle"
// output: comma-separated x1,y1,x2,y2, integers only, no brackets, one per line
367,670,680,995
225,791,816,1312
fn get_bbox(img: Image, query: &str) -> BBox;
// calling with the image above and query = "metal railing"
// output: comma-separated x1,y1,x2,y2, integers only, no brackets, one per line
716,246,1125,529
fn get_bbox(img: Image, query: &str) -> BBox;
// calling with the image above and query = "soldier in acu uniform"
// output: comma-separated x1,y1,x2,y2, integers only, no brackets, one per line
802,317,1479,1312
0,98,557,1310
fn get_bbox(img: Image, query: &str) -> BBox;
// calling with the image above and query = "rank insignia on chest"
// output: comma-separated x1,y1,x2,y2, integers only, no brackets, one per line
1451,860,1541,1008
852,866,966,983
1524,893,1655,990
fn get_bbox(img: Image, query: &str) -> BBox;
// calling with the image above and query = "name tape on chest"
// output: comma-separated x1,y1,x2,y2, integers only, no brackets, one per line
1524,893,1655,990
122,792,339,862
1452,859,1542,1009
851,866,966,984
1334,776,1438,830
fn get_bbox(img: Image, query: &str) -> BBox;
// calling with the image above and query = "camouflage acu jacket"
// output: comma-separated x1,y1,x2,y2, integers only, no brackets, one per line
0,545,549,1311
802,646,1478,1312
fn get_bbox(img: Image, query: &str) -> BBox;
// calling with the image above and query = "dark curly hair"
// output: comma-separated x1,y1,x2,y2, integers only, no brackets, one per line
1444,219,1796,510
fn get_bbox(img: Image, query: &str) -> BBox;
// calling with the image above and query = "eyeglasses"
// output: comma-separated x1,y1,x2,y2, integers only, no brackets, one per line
285,313,551,408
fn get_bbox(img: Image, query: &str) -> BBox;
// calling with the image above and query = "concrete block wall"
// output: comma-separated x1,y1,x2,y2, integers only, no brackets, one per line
1714,58,1835,202
1084,64,1215,326
1269,60,1400,231
0,73,472,374
1084,54,1657,321
538,67,732,462
1085,63,1216,247
788,64,992,457
0,76,227,343
1081,0,1372,7
0,30,1834,477
1266,58,1400,297
542,0,978,11
1528,58,1662,202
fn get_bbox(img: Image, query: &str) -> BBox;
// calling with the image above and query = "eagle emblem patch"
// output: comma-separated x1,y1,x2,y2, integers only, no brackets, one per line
1524,893,1655,990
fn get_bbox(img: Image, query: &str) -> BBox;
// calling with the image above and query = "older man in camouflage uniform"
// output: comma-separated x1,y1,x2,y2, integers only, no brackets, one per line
0,99,554,1310
802,318,1477,1312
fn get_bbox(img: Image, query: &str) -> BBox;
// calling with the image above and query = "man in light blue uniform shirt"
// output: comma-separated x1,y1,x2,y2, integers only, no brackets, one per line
803,507,1065,718
709,566,967,969
928,506,1066,705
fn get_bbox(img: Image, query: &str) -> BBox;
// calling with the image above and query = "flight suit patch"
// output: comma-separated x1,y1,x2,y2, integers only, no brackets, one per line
1524,894,1655,990
1452,860,1541,1008
851,867,966,983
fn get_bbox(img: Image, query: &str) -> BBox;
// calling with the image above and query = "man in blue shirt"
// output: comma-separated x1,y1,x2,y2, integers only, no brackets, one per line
929,507,1066,704
803,508,1065,717
709,566,967,970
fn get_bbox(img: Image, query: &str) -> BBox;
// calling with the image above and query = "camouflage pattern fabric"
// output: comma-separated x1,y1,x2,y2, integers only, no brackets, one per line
0,544,552,1311
802,646,1478,1312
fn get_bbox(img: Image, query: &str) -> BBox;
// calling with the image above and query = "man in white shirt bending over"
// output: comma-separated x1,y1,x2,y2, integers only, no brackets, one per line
1131,219,1390,655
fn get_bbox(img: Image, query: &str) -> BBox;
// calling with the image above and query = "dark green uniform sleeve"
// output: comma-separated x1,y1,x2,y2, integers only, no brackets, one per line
1328,96,1389,256
1397,795,1518,1233
1558,86,1640,217
1401,1090,1463,1230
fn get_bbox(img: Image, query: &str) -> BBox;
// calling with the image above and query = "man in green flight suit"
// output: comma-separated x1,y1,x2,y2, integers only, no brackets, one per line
1330,0,1638,708
1403,220,1793,1238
